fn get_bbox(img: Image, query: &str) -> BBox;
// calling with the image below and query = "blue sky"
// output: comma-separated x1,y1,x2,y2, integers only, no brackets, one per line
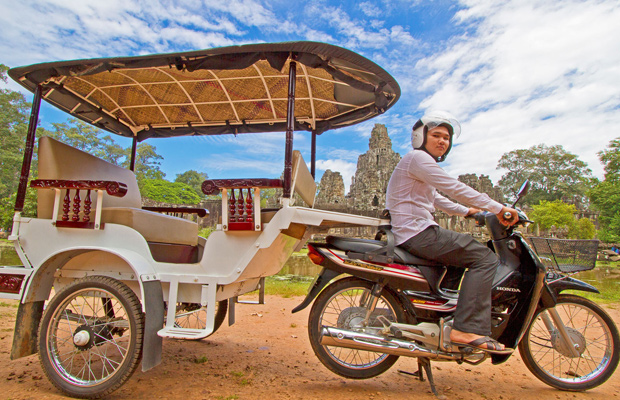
2,0,620,194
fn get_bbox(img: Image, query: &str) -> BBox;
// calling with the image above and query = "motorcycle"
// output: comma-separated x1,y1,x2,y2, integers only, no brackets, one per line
294,181,619,395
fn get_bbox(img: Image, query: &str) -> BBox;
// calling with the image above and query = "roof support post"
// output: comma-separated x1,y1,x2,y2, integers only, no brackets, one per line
282,60,297,199
311,130,317,179
129,136,138,171
14,85,42,212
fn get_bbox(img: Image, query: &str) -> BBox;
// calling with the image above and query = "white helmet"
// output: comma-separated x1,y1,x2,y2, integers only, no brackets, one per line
411,110,461,162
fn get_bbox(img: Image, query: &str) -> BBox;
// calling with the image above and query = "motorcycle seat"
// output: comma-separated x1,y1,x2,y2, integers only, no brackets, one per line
326,236,440,267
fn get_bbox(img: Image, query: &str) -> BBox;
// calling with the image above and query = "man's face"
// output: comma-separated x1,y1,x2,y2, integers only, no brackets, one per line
425,126,451,159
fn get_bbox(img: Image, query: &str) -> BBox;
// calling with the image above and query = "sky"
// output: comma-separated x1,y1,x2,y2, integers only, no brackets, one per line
1,0,619,195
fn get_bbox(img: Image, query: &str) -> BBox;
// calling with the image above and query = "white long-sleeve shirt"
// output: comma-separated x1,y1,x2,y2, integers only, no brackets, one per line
386,150,504,245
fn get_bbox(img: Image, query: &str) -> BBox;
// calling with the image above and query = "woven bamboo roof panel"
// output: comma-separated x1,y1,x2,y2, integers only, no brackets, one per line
10,42,400,140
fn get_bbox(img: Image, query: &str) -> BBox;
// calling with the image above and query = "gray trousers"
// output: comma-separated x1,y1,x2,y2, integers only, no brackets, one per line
400,225,499,336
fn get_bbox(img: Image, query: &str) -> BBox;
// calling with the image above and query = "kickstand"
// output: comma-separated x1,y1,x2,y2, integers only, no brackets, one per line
398,357,439,397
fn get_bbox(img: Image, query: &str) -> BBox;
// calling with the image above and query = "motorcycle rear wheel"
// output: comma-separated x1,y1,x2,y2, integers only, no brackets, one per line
519,294,619,391
308,277,406,379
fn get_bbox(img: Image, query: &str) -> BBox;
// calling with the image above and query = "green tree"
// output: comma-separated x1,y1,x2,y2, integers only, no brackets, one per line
0,64,40,229
47,119,127,165
497,144,596,206
588,137,620,243
48,120,165,183
0,64,30,200
588,180,620,243
568,217,596,240
530,200,576,232
598,138,620,182
140,179,202,205
175,170,208,197
126,143,165,184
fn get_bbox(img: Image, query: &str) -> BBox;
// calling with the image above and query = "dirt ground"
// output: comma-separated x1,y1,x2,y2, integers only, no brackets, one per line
1,296,619,400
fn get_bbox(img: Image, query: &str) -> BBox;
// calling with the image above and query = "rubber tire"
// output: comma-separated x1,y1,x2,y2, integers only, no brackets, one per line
38,276,144,399
518,294,620,391
173,299,228,339
308,277,406,379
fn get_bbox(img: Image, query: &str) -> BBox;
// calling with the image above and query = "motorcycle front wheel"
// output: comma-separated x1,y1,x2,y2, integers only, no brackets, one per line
519,294,619,391
308,277,406,379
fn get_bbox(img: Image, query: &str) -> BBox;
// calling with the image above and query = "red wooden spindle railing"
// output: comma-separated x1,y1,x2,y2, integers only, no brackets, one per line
62,190,71,221
72,190,81,222
83,190,92,222
237,189,245,222
229,189,237,223
246,189,253,223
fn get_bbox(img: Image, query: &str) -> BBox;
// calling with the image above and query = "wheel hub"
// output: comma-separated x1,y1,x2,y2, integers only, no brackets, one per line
73,323,113,351
73,330,90,347
550,327,586,357
337,307,367,329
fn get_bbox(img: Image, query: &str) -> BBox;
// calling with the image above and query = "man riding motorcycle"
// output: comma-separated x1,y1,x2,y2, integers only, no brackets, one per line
385,110,518,354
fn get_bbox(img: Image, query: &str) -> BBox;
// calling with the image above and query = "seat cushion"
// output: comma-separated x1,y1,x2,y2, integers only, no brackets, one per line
325,235,440,266
102,207,198,246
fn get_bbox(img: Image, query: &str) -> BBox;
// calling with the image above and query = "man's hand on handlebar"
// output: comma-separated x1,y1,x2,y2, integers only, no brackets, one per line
498,206,518,226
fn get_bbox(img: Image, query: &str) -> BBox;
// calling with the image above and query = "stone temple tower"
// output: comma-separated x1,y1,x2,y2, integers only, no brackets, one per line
316,170,346,206
348,124,401,210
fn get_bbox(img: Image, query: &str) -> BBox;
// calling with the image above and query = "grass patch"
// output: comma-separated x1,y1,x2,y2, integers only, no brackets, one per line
263,276,312,298
0,301,18,308
192,355,209,364
563,290,620,304
595,260,620,269
229,370,252,386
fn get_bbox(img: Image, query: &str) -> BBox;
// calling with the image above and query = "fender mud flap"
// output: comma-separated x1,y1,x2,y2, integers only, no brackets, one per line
10,300,44,360
142,280,164,372
292,268,341,313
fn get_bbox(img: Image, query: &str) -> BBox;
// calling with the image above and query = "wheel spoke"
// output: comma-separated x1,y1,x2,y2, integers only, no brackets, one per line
42,280,141,392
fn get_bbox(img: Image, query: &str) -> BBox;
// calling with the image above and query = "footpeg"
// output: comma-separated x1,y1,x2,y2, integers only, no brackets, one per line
390,325,403,338
377,315,407,338
377,315,402,337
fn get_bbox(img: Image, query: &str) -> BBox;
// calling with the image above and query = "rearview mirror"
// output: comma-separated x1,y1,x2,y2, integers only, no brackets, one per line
511,180,529,208
517,180,530,197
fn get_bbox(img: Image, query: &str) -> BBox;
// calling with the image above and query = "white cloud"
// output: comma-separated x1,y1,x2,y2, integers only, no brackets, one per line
201,155,283,175
202,0,277,28
0,0,273,68
358,1,382,17
415,0,620,184
304,1,419,52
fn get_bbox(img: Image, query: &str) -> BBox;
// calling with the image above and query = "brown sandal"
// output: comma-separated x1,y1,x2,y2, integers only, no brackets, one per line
452,336,514,355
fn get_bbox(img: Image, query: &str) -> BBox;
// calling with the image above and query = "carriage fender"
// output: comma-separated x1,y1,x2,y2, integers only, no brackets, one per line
12,247,163,371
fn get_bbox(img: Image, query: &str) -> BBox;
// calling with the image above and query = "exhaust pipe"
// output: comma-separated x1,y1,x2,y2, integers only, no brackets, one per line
320,326,460,361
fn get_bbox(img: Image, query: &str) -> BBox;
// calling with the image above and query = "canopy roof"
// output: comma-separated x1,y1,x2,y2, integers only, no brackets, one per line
9,42,400,141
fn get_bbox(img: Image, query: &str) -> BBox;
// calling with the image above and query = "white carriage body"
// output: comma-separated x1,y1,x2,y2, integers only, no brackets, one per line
4,136,380,342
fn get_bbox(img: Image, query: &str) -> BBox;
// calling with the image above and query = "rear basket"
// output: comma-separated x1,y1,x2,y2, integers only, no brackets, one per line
529,238,599,273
